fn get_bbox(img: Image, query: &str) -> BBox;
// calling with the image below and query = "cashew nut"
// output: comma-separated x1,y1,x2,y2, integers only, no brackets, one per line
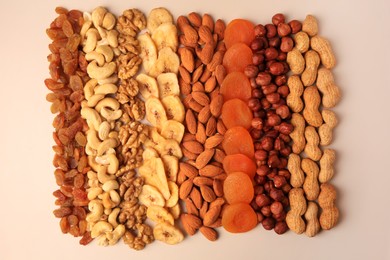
97,234,109,246
80,20,92,40
94,83,118,95
98,121,111,140
91,6,107,28
96,25,107,39
87,94,105,108
86,200,104,223
100,191,119,209
83,79,97,101
87,61,116,80
102,12,116,30
85,144,97,156
108,208,120,228
88,187,103,200
97,165,115,183
98,74,118,85
107,153,119,174
83,11,92,22
107,224,125,245
81,107,102,131
95,45,114,63
109,190,121,205
107,30,119,48
95,97,120,113
87,129,102,150
88,155,100,172
85,51,105,66
91,220,113,238
101,107,123,121
97,138,118,156
102,180,119,192
83,28,99,53
104,208,112,216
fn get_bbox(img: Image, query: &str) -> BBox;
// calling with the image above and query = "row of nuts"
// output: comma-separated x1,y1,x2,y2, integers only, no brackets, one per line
80,7,125,246
285,15,340,237
246,13,300,234
177,11,227,242
46,7,92,245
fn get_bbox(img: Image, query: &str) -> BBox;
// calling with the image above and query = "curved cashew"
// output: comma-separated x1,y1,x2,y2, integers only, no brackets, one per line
83,28,99,53
98,74,118,85
91,6,107,28
107,30,119,48
107,224,125,245
87,129,102,150
81,107,102,131
113,47,121,57
83,79,97,101
87,94,105,108
98,121,111,140
95,97,120,113
86,200,104,223
87,61,116,80
88,187,103,200
97,25,107,39
100,191,118,209
97,234,109,246
108,208,120,228
97,165,115,183
97,138,118,156
80,20,92,39
109,190,121,205
108,131,119,140
102,12,116,30
88,155,100,172
107,153,119,174
104,208,112,216
83,11,92,22
94,83,118,95
91,220,113,238
85,51,105,66
101,107,123,121
102,180,119,192
85,144,97,156
96,45,114,63
87,170,98,180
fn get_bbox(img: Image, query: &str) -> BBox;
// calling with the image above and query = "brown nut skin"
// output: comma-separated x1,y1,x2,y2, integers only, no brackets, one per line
277,23,292,37
272,13,285,26
255,194,272,207
256,72,272,86
280,36,294,52
262,217,276,230
274,221,289,234
289,20,302,34
254,24,266,37
269,62,285,75
265,24,277,38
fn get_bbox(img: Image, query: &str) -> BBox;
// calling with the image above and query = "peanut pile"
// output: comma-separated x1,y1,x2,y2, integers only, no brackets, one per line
45,6,340,249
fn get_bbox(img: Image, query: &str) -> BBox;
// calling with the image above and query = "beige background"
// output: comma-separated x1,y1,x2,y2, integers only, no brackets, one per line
1,0,389,259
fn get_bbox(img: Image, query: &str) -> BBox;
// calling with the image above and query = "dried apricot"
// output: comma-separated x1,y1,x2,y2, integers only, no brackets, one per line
222,126,254,158
224,19,255,49
222,43,253,73
223,172,254,204
221,98,253,129
220,71,251,101
223,154,256,179
222,203,258,233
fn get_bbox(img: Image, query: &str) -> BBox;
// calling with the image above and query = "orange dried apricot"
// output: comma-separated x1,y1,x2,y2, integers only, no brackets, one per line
222,126,255,158
223,154,256,179
222,42,253,74
223,172,254,204
221,98,253,129
222,203,258,233
224,19,255,49
220,71,251,102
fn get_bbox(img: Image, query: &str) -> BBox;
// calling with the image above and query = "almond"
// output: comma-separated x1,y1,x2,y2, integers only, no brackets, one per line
199,164,223,177
179,78,191,96
213,179,224,197
183,133,196,142
192,91,210,106
207,50,224,72
182,140,204,154
182,146,197,160
204,76,217,93
182,94,192,109
179,162,198,178
207,218,222,228
204,134,224,149
198,105,211,124
180,48,195,73
179,65,191,84
205,116,217,136
188,12,202,27
195,149,215,169
192,82,205,92
185,109,197,134
214,19,226,41
176,15,189,31
213,148,226,163
193,176,214,186
182,24,198,45
181,213,202,235
209,197,225,208
199,201,208,219
192,64,204,83
214,173,227,180
199,42,214,65
215,64,226,85
195,122,207,144
198,25,213,43
200,185,216,202
203,205,221,226
200,66,212,83
202,13,214,32
179,178,194,200
190,187,203,209
216,118,227,135
185,198,199,216
188,98,203,112
177,168,187,185
180,34,197,48
200,226,218,241
216,41,227,52
210,94,223,117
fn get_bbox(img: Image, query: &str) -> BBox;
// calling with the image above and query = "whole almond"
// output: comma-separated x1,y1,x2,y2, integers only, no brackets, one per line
202,13,214,32
195,149,215,169
215,64,226,85
203,205,221,226
193,176,214,186
183,140,204,154
180,162,198,178
214,19,226,40
199,43,214,65
207,50,224,72
198,105,211,124
179,65,191,84
179,78,191,95
188,12,202,27
210,94,223,117
200,67,212,83
214,173,227,180
180,48,195,73
182,94,192,109
176,15,189,31
204,76,217,93
179,178,194,200
195,122,207,144
185,109,197,134
189,98,204,113
216,41,227,52
205,116,217,136
213,179,224,197
198,25,214,43
216,119,227,135
199,201,208,219
182,24,198,45
199,164,223,178
183,133,196,142
192,64,204,83
186,160,197,167
181,213,202,235
190,187,203,209
180,34,197,48
209,197,225,208
205,134,224,149
177,168,187,185
182,146,197,160
213,148,226,163
200,226,218,241
185,198,199,216
192,91,210,106
207,218,222,228
192,82,205,92
200,185,216,202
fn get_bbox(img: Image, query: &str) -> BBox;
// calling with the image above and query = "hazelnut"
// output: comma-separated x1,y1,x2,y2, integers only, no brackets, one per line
264,47,279,60
261,205,272,217
260,136,274,151
265,24,277,38
255,149,268,161
277,85,290,97
261,98,271,109
256,212,265,223
244,64,259,78
256,165,271,176
255,175,267,185
273,211,287,222
266,92,281,104
262,84,277,94
277,52,287,61
268,37,280,48
277,23,292,37
252,89,263,98
269,188,284,201
248,98,261,111
267,113,281,126
262,217,276,230
269,62,285,75
254,24,266,37
272,13,285,26
268,154,281,168
274,221,288,234
280,36,294,52
288,20,302,34
250,38,264,51
251,117,264,130
276,122,293,135
275,105,290,119
250,129,262,139
252,52,265,66
270,201,284,215
273,175,287,188
275,75,287,86
255,194,271,207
